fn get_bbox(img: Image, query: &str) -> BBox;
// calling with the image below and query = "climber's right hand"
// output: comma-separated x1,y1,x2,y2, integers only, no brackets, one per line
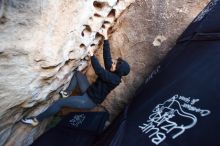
88,49,94,57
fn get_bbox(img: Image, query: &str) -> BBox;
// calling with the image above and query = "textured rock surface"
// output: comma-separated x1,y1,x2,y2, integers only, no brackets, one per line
0,0,209,145
0,0,134,145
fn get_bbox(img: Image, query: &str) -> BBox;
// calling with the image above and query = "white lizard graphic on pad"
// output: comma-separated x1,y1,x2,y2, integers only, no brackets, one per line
69,114,86,127
139,94,211,145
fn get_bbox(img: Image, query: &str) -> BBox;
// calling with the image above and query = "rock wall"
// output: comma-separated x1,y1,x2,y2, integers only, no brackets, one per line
0,0,209,145
0,0,134,145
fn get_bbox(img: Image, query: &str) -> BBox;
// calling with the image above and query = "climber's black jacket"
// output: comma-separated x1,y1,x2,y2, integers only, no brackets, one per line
87,40,121,104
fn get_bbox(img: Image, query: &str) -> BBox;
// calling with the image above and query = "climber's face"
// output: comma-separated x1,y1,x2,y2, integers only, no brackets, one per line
110,58,122,72
110,59,117,72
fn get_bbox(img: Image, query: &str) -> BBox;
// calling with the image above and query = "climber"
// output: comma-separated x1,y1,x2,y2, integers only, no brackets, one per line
21,32,130,126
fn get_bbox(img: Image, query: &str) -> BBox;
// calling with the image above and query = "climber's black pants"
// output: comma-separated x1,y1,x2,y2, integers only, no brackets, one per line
36,71,96,121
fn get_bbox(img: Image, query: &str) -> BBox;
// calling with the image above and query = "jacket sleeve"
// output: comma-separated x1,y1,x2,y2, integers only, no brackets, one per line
91,55,117,83
103,40,113,71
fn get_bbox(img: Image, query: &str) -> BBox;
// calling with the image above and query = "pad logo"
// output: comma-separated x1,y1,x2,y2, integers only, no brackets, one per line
69,114,86,127
139,94,211,145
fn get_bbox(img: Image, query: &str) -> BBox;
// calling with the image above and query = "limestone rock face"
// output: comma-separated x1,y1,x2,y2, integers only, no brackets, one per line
0,0,209,145
0,0,134,145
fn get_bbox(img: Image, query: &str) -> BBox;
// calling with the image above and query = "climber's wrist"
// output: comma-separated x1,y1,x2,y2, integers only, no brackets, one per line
104,35,108,40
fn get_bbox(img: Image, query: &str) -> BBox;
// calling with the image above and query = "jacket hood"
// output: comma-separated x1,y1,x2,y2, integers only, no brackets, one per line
115,59,130,76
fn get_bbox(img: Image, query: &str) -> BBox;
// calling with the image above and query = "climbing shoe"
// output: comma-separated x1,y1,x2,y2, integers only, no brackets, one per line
21,117,39,127
59,90,69,98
